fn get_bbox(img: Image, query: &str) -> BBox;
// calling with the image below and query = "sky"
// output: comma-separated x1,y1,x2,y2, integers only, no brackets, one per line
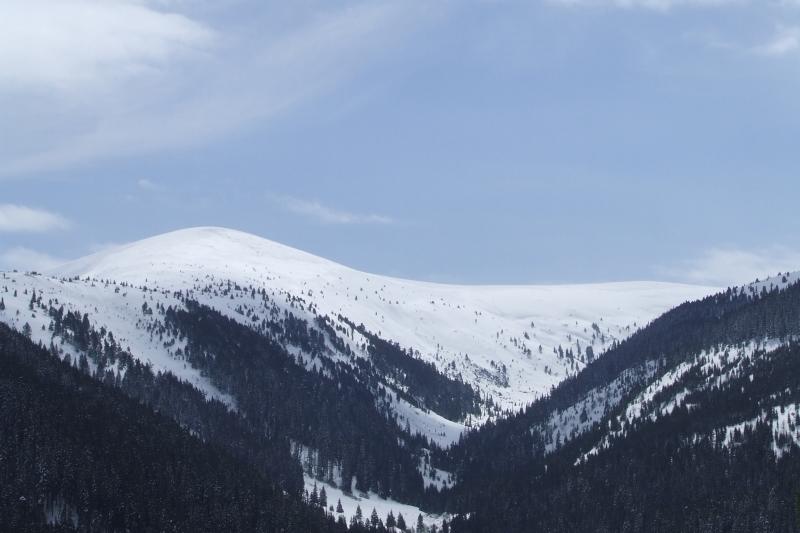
2,0,800,286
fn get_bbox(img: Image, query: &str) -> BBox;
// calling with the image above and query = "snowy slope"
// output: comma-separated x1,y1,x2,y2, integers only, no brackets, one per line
522,272,800,462
0,271,235,405
2,227,716,440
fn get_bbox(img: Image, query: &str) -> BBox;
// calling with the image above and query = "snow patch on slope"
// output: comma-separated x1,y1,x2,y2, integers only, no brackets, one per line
579,340,790,462
303,475,444,529
0,272,233,405
720,403,800,458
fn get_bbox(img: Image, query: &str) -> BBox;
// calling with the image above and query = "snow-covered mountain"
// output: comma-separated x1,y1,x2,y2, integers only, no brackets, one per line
3,227,714,435
8,227,798,530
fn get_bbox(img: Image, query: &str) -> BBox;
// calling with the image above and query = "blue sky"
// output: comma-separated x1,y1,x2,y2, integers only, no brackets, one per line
2,0,800,285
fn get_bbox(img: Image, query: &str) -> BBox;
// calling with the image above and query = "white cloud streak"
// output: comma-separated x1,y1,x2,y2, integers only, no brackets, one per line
0,1,430,177
0,204,71,233
0,0,215,93
272,195,394,225
661,246,800,286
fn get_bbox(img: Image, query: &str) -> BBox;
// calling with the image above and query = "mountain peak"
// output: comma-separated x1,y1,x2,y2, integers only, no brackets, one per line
37,226,718,416
52,226,338,283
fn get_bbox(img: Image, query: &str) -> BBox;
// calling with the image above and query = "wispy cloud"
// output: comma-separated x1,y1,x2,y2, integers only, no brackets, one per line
0,204,71,233
659,246,800,286
0,0,214,94
754,26,800,56
1,1,430,177
137,178,161,191
271,194,394,225
0,247,67,271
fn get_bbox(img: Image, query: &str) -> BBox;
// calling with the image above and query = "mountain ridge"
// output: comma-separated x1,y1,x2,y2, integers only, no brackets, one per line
3,227,799,530
41,226,718,415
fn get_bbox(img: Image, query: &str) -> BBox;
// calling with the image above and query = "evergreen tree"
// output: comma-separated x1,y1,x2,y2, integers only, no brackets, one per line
386,511,396,528
0,297,5,311
319,486,327,508
336,499,344,513
397,513,407,531
371,507,380,528
417,514,426,532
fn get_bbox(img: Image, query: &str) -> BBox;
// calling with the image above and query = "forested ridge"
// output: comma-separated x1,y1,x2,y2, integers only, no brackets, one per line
0,321,344,533
442,281,800,491
164,300,435,503
438,281,800,531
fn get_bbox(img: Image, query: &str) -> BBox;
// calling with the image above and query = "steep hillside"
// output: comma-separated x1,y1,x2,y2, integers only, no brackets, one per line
0,321,344,533
0,226,716,522
443,274,800,532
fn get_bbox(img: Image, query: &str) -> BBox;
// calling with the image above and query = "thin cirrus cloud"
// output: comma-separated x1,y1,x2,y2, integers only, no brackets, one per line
0,204,71,233
660,246,800,287
271,194,394,226
754,26,800,56
137,178,161,191
0,1,431,178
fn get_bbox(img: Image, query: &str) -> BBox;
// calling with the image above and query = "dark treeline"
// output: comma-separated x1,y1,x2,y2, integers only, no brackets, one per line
441,281,800,506
164,300,437,505
47,301,303,494
448,342,800,532
193,278,480,423
0,321,346,533
436,281,800,531
337,315,480,421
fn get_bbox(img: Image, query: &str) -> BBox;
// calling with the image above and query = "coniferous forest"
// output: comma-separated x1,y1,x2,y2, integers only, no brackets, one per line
438,282,800,531
4,270,800,532
0,321,343,533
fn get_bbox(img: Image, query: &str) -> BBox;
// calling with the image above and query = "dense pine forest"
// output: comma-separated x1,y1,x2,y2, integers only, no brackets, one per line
436,281,800,531
0,322,346,532
446,343,800,532
164,299,435,503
